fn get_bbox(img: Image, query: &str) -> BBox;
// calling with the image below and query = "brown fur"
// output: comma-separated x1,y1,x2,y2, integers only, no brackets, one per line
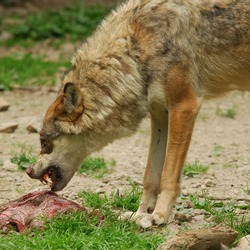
27,0,250,228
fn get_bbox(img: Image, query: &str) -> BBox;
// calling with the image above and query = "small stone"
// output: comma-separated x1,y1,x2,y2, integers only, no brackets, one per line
26,118,41,133
192,214,205,221
192,183,202,188
174,212,192,223
204,179,215,187
193,209,207,216
97,189,105,194
0,98,10,112
235,235,250,249
0,123,18,133
157,226,238,250
26,125,38,133
102,177,110,184
182,200,193,209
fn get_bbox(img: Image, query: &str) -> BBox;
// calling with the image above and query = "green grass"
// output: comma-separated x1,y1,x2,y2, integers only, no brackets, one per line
0,186,164,250
0,212,164,250
0,54,69,90
2,4,110,47
216,105,237,119
183,162,209,177
10,145,36,171
78,157,116,178
79,181,142,212
109,185,143,212
189,194,250,237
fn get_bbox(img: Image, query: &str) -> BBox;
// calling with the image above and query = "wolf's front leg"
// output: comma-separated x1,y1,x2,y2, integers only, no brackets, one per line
150,98,200,226
123,94,200,228
136,67,201,228
121,103,168,226
140,104,169,211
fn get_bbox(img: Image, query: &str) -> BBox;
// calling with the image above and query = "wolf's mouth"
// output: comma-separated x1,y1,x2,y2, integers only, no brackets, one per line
39,166,61,190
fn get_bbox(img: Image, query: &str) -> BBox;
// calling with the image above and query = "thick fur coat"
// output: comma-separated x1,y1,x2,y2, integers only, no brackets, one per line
27,0,250,228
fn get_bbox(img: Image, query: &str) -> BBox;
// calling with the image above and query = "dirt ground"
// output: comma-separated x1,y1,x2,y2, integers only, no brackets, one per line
1,81,250,231
0,0,249,238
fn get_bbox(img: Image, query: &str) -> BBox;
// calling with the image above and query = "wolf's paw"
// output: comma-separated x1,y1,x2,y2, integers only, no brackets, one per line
118,211,135,221
151,212,166,225
119,211,166,229
118,211,152,228
135,213,154,228
135,212,166,228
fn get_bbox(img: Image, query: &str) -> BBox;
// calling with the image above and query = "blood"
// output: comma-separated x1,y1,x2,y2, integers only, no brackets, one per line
0,191,103,232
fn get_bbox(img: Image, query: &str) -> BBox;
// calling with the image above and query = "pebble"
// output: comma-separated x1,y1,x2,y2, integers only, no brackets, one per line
0,123,18,133
192,183,202,188
204,179,215,187
102,178,110,184
26,118,41,133
174,212,193,223
193,209,208,216
192,214,205,222
26,124,38,133
182,200,194,209
0,98,10,112
234,235,250,249
96,189,106,194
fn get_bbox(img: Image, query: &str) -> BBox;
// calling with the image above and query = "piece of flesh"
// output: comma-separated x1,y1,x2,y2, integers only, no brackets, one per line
0,191,103,232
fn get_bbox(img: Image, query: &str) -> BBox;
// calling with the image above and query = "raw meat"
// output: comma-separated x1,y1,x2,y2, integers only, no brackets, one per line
0,191,98,232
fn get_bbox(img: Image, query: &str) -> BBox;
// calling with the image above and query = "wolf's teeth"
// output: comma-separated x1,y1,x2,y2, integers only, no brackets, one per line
44,175,52,184
41,179,48,185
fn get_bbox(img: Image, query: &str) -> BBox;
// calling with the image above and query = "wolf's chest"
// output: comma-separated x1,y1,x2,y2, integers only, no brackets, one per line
147,81,167,110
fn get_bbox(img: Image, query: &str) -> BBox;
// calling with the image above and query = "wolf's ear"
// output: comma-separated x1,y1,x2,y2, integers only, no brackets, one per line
61,82,84,120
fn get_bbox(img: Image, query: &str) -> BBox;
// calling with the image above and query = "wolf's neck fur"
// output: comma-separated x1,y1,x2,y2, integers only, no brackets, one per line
61,5,148,147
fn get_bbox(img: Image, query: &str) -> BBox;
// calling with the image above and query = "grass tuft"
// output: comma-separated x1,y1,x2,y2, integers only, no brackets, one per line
10,144,36,171
78,157,116,178
183,161,209,177
216,105,237,119
79,181,142,213
189,194,250,237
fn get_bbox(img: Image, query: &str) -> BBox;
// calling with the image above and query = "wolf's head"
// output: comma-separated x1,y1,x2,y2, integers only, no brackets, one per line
26,82,86,191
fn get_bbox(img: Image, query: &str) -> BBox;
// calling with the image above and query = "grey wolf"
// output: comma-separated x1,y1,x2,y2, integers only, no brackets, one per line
26,0,250,228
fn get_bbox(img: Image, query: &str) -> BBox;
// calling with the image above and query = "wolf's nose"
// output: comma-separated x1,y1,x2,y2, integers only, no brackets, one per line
26,165,34,176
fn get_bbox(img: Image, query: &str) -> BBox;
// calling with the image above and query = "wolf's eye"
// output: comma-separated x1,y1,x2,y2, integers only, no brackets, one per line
40,138,53,154
40,139,47,149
